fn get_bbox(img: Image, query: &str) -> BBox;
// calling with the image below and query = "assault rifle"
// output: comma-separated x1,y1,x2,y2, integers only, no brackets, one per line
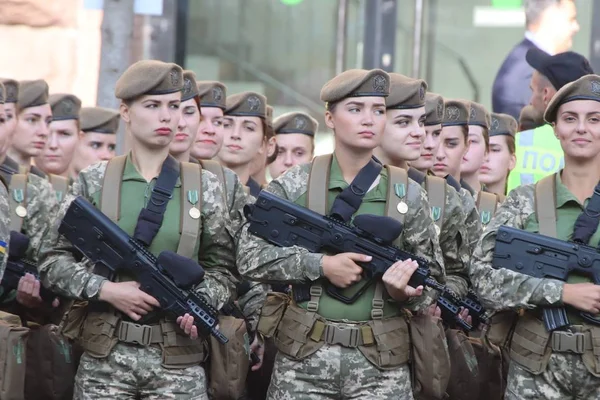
244,190,472,331
58,196,228,344
493,225,600,331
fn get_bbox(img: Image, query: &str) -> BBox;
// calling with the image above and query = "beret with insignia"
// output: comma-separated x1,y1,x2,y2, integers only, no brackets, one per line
17,79,49,110
320,69,390,108
386,73,427,109
0,79,19,103
225,92,267,119
544,74,600,123
115,60,183,101
197,81,227,110
49,93,82,121
274,112,319,137
518,105,544,131
468,101,491,129
490,113,518,137
0,83,4,105
442,99,470,127
80,107,120,134
425,93,444,126
181,70,200,103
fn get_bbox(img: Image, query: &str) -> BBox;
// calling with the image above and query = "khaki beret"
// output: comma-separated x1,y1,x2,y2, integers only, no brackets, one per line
320,69,390,107
274,112,319,137
490,113,518,137
225,92,267,118
425,93,444,126
182,70,199,102
80,107,120,134
386,73,427,109
49,93,81,121
0,83,4,104
468,102,491,129
442,99,470,127
519,105,544,130
197,81,227,110
17,79,49,109
544,74,600,123
115,60,183,101
0,79,18,103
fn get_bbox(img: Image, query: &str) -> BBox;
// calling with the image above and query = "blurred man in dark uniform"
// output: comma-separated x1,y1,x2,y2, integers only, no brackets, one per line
492,0,579,120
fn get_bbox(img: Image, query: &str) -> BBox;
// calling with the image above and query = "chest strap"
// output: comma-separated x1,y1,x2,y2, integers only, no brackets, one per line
48,174,69,203
477,191,499,226
9,174,28,232
100,155,127,222
384,165,409,224
534,174,557,237
425,175,446,234
178,162,202,259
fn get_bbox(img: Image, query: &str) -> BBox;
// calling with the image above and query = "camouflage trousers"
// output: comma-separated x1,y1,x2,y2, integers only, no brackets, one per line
266,343,413,399
73,342,208,399
505,353,600,399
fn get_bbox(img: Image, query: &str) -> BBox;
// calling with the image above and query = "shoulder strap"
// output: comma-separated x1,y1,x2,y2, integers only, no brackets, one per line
18,165,28,175
9,174,28,232
497,193,506,203
425,175,446,231
48,174,69,203
384,165,409,224
477,191,499,226
306,154,332,215
535,174,557,237
100,155,127,222
177,162,202,258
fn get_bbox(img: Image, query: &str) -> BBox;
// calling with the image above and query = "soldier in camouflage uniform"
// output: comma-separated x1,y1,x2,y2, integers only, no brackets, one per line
433,99,482,252
470,74,600,399
460,101,491,196
374,73,470,298
237,69,445,399
38,60,236,399
0,80,59,312
0,82,13,280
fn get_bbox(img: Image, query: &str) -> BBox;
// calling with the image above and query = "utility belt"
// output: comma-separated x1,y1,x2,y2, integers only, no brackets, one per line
510,311,600,376
80,310,206,369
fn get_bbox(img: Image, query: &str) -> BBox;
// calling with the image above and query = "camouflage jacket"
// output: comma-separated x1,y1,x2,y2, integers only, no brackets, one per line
236,162,446,312
459,187,483,254
0,181,9,280
470,184,563,311
38,160,237,310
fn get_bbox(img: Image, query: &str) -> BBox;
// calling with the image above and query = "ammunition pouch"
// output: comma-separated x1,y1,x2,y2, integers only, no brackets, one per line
256,292,290,338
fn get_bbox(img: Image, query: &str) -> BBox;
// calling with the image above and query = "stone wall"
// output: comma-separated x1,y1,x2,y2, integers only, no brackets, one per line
0,0,102,106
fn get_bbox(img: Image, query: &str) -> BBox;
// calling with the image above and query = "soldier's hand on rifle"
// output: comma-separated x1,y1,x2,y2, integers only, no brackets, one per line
322,253,370,288
98,281,160,321
424,304,442,318
177,313,199,340
459,307,473,327
382,259,423,302
250,334,265,371
16,273,60,308
563,283,600,314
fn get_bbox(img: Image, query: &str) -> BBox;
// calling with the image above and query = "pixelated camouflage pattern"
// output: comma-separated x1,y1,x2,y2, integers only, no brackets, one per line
423,178,470,297
505,353,600,399
236,162,445,313
459,187,483,254
74,342,208,399
267,344,414,399
469,184,563,310
0,181,10,280
38,157,236,310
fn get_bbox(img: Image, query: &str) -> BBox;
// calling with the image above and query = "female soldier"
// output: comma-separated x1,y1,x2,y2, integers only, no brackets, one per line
237,69,444,399
460,102,491,195
249,105,277,187
471,74,600,399
433,99,482,252
70,107,120,178
35,94,81,178
7,80,52,174
479,113,517,196
169,70,201,164
0,82,13,279
411,92,444,174
268,111,318,180
38,60,236,399
191,81,226,161
216,91,270,197
0,79,19,158
374,73,469,297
